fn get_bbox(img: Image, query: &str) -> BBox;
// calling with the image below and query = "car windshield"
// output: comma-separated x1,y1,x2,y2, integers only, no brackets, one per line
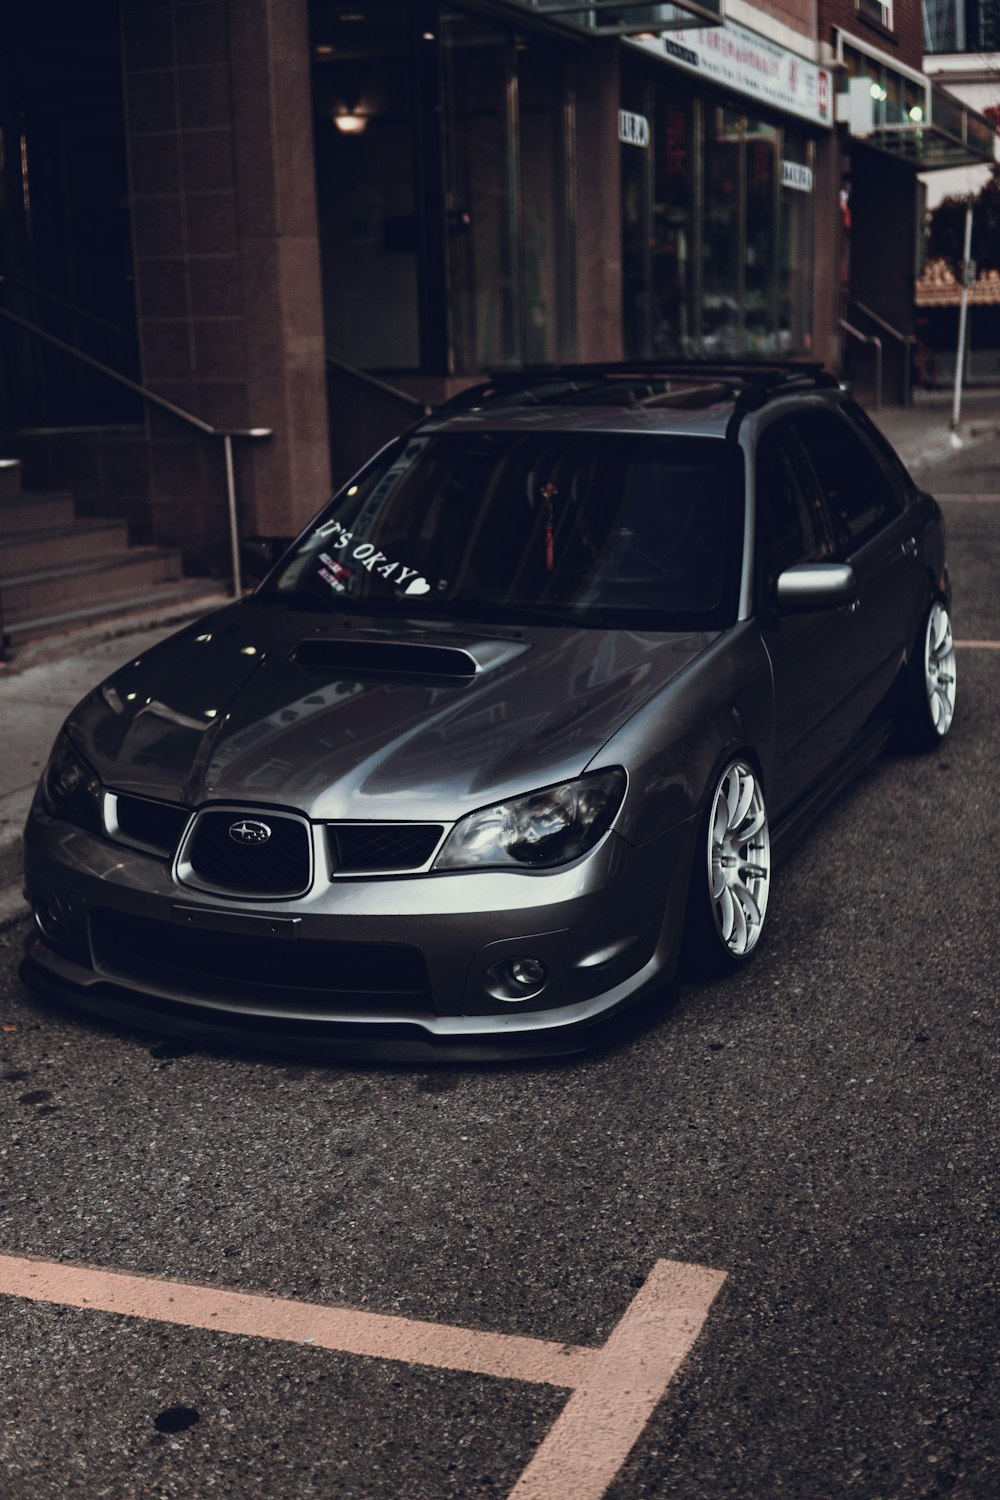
264,430,744,630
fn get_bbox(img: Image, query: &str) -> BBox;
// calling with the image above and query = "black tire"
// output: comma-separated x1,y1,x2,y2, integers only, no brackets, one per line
680,757,771,979
894,601,957,753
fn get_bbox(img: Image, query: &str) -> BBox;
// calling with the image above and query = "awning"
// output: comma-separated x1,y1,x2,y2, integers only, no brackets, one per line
497,0,723,38
834,30,999,169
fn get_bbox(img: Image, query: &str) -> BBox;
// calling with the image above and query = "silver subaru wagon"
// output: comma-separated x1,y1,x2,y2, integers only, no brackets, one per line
21,363,955,1058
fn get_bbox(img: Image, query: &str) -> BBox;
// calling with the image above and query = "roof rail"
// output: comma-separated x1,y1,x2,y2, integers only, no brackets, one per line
439,360,838,415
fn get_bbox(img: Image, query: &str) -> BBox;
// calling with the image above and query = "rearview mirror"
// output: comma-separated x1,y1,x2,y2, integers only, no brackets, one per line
775,563,858,614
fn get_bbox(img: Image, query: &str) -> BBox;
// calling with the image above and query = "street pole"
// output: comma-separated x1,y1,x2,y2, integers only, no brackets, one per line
950,204,974,441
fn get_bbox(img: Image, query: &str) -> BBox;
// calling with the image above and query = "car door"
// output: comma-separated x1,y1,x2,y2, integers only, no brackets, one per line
754,417,862,819
792,407,927,731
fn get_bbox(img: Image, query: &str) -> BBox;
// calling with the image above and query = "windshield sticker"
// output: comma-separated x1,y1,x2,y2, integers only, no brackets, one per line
318,553,351,592
312,521,429,594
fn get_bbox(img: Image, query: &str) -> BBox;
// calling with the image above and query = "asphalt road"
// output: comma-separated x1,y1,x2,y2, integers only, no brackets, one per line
1,440,998,1500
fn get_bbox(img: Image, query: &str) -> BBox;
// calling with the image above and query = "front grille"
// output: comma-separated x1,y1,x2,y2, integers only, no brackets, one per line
113,794,189,856
328,823,444,873
182,810,311,896
90,910,431,1013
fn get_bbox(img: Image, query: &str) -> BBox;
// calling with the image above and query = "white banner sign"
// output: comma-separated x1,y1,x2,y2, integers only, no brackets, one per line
618,110,650,147
781,160,813,191
631,21,833,129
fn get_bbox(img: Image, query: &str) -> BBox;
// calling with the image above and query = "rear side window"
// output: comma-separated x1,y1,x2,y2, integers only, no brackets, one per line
755,421,833,592
794,409,903,552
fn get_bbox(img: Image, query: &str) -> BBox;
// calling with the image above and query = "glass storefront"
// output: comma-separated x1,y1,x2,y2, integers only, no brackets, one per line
312,3,421,369
310,4,818,381
441,9,576,371
622,64,816,358
311,2,576,378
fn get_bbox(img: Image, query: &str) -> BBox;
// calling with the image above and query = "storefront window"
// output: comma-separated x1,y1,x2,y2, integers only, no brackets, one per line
441,10,576,373
312,3,420,369
652,91,697,355
703,106,742,355
744,118,779,352
625,77,816,360
518,43,576,365
621,73,653,356
778,132,814,351
442,11,517,369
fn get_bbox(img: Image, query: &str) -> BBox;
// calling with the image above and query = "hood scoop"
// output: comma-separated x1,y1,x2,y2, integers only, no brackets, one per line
295,634,529,679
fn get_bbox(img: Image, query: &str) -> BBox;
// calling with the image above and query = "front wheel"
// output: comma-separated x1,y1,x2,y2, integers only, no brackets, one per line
895,601,957,752
682,758,771,978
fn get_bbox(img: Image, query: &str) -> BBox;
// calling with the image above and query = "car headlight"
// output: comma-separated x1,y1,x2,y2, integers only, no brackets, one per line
434,769,626,871
39,732,103,834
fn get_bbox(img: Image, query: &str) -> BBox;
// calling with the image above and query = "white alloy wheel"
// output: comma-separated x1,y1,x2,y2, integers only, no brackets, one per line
924,602,956,738
708,760,771,959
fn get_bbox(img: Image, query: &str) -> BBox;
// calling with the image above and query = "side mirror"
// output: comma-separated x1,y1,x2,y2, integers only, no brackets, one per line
241,535,293,581
775,563,858,614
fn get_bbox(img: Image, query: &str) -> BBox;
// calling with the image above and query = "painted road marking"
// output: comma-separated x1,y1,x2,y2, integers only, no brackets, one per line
955,639,1000,650
0,1251,725,1500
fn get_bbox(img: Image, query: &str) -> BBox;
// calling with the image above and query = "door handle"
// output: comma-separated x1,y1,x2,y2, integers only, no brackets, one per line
900,536,919,559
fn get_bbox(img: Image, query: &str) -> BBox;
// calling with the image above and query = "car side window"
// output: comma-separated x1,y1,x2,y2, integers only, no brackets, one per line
841,398,914,502
794,409,904,553
754,421,833,594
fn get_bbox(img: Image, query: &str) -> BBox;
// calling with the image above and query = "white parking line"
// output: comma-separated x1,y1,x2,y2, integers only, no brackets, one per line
955,640,1000,650
0,1250,725,1499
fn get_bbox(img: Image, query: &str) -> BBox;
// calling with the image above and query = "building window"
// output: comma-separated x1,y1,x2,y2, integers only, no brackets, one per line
441,8,576,374
622,70,816,360
856,0,894,32
312,3,421,370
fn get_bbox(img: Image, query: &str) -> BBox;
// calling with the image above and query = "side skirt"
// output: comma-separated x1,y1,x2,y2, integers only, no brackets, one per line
770,716,893,866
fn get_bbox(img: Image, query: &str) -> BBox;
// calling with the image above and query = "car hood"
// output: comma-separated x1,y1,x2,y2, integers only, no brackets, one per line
69,602,714,821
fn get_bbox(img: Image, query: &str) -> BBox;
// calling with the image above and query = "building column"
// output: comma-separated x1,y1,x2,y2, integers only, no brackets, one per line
121,0,331,574
574,42,623,363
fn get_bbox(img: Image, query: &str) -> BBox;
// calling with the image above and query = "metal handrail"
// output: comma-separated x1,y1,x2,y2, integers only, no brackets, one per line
839,318,883,413
0,305,271,597
850,300,915,407
325,355,429,410
0,272,138,344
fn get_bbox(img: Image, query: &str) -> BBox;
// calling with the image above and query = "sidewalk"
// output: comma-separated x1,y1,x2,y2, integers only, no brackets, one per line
1,386,998,926
871,386,1000,473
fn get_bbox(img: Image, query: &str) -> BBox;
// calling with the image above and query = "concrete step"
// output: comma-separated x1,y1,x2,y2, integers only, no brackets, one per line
0,520,131,576
0,492,76,535
2,548,184,626
0,460,22,499
5,581,222,647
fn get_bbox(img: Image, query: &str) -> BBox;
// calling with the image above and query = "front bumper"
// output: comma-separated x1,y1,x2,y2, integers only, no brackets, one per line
21,802,698,1059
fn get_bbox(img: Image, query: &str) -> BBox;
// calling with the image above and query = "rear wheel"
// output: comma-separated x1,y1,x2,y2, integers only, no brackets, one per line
896,601,956,751
682,758,771,977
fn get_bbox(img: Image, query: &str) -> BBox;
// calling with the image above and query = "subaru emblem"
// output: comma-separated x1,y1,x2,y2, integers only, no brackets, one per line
229,819,272,845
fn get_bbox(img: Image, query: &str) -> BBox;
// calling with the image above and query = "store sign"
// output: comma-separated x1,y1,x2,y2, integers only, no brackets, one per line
630,20,833,129
781,160,813,191
618,110,650,147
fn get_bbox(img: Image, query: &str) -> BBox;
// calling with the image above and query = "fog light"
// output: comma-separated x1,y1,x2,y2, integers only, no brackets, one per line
33,896,64,941
484,956,548,1004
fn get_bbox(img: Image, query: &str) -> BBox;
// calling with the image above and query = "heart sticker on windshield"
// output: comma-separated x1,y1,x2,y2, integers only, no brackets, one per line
405,577,430,595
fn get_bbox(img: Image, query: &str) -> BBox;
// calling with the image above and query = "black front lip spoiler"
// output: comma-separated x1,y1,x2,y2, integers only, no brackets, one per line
18,940,619,1065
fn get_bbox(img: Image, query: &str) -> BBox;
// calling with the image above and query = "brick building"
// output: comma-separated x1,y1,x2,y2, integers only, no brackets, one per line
1,0,995,636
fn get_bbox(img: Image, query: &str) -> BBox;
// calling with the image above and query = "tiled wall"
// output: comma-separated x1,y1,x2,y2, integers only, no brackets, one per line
121,0,331,574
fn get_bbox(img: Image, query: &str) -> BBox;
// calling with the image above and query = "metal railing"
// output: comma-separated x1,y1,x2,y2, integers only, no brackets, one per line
325,356,428,411
0,305,271,599
850,300,915,408
839,318,883,412
0,272,138,347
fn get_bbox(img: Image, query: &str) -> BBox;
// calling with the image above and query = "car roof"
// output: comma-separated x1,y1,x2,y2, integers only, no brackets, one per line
420,361,842,442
